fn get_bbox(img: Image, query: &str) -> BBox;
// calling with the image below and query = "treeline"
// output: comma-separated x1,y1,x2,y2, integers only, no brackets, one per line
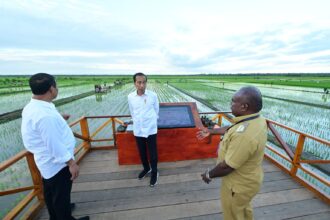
0,75,130,89
199,73,330,77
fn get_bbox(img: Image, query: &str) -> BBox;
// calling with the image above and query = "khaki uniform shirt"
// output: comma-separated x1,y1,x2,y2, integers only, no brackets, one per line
217,112,267,194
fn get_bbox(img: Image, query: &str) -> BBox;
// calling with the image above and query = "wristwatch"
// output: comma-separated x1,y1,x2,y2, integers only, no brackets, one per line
205,168,212,181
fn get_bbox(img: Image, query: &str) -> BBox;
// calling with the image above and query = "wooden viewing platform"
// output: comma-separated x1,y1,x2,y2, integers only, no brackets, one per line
35,149,330,220
1,108,329,219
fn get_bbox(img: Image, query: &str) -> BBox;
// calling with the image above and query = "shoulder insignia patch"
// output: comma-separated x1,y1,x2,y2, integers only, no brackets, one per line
236,122,249,133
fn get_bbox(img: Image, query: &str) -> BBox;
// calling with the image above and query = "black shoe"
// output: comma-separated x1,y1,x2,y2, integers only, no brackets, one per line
138,169,151,179
77,216,89,220
150,172,159,187
71,203,76,211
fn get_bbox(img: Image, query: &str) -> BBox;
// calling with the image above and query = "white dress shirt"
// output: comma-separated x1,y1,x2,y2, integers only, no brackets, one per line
128,89,159,138
21,99,76,179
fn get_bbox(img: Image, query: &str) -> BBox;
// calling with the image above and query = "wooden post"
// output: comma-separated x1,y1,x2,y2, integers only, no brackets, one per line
112,117,117,148
80,117,91,151
267,122,295,160
217,114,222,126
290,134,306,176
26,152,44,202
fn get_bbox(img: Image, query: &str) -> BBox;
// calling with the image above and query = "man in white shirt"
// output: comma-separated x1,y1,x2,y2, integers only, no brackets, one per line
21,73,89,220
128,72,160,187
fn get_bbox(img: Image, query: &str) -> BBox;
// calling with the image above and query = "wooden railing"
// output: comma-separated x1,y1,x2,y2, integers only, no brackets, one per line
0,115,129,220
0,112,329,219
264,119,330,203
0,151,43,220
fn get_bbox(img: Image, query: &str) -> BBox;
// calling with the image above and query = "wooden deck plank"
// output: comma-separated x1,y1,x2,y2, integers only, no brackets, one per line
38,171,296,219
69,176,298,205
79,150,279,174
76,161,286,183
66,189,314,220
35,150,329,220
42,186,311,218
79,158,217,175
76,161,214,182
72,171,295,193
176,199,330,220
285,211,330,220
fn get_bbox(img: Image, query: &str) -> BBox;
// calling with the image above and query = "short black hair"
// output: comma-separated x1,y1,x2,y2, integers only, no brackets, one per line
133,72,147,82
239,86,263,112
29,73,56,95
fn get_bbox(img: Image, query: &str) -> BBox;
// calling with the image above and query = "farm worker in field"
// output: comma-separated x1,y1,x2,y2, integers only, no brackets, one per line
197,86,267,220
128,72,160,187
21,73,89,220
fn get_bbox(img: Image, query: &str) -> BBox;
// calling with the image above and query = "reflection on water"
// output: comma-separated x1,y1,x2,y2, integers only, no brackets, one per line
322,88,329,104
95,93,108,102
321,94,329,103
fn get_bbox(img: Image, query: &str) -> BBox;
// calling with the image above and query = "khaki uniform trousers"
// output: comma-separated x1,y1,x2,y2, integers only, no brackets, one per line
221,185,258,220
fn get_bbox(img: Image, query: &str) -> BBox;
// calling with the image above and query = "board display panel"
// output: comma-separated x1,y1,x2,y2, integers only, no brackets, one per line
157,105,195,128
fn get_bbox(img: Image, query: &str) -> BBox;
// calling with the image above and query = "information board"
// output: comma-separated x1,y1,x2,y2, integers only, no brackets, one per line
157,105,195,128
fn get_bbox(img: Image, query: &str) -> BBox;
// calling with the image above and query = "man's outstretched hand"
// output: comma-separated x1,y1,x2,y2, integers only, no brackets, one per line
196,127,210,140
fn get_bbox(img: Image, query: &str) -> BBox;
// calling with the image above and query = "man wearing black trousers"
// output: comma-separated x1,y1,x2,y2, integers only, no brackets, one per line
128,72,160,187
21,73,89,220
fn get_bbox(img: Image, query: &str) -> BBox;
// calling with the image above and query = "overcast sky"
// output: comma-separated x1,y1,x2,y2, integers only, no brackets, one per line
1,0,330,75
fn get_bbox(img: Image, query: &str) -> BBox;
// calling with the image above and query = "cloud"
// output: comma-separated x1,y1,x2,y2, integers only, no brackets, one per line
1,1,330,74
288,29,330,54
164,53,211,69
0,2,154,52
161,29,287,70
0,49,107,61
310,54,330,61
307,54,330,64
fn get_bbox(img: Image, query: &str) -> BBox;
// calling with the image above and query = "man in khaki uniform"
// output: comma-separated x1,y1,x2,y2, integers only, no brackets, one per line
197,86,267,220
